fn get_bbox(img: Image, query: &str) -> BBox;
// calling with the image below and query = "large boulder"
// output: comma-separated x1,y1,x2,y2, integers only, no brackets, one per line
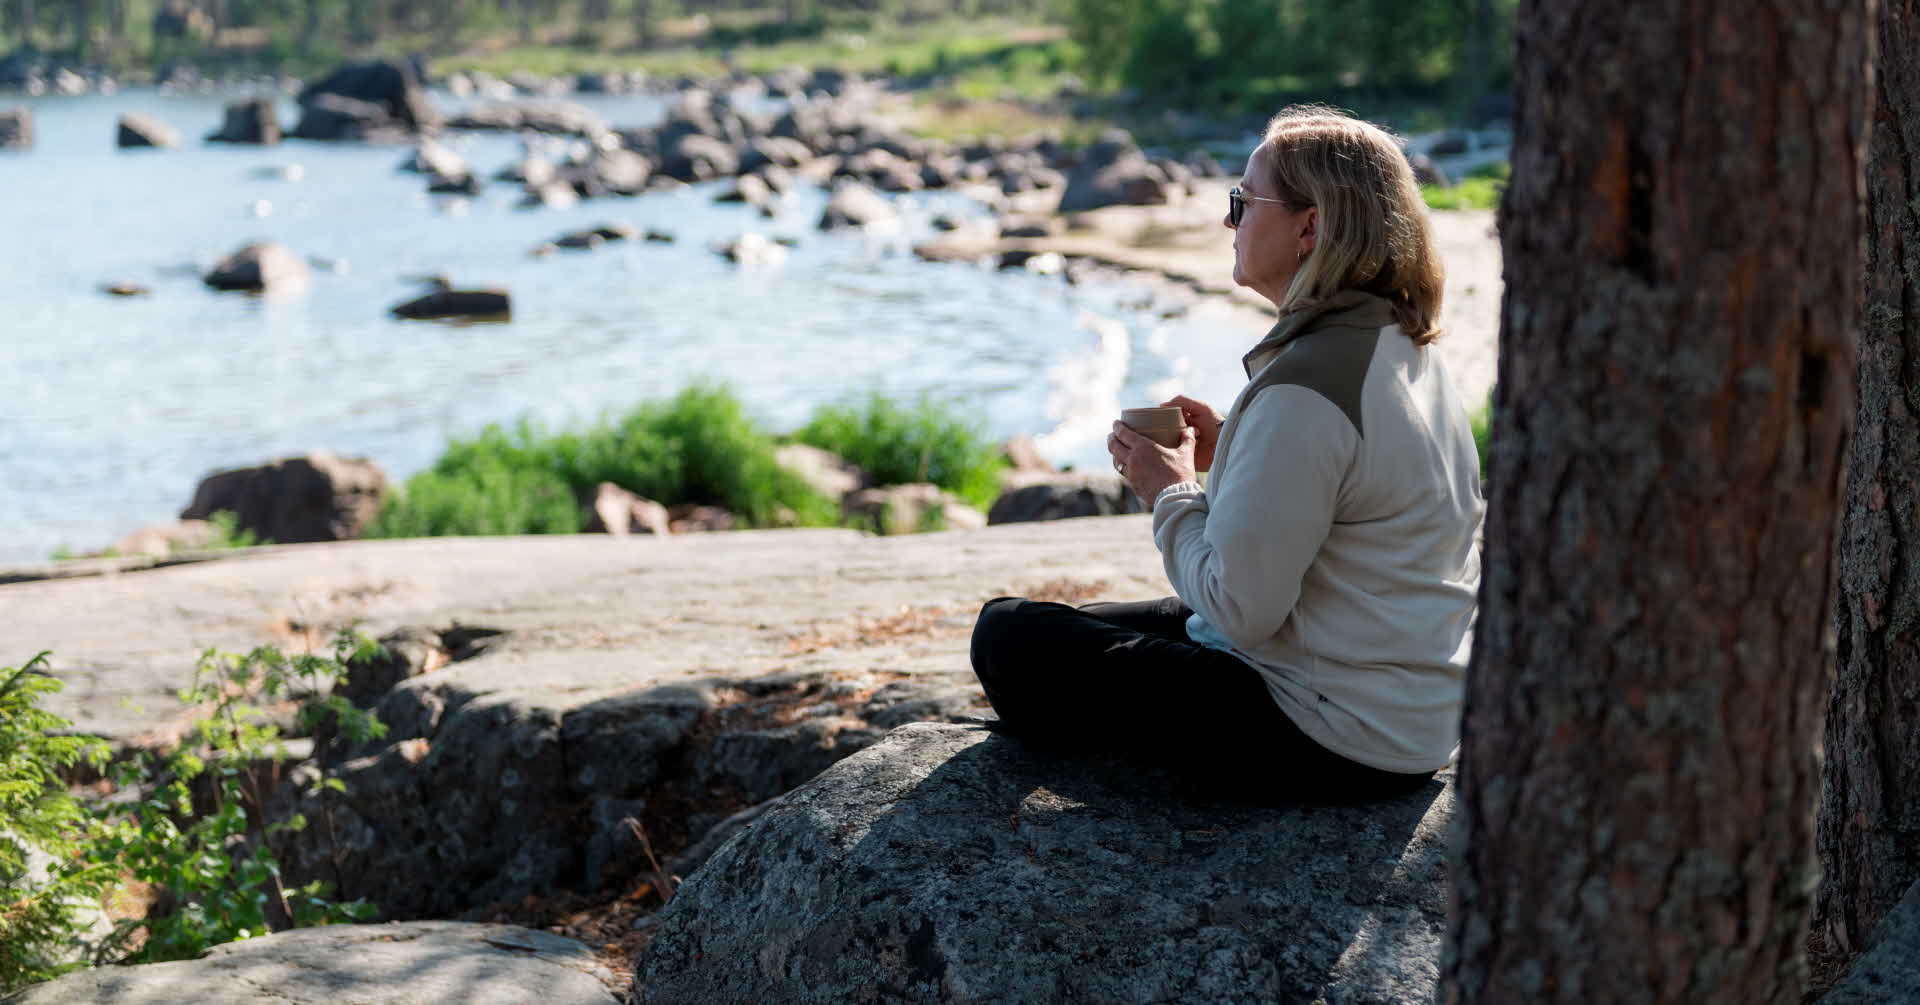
206,98,281,144
1058,154,1173,213
1821,879,1920,1003
289,92,407,142
268,666,988,920
202,241,310,293
116,113,180,148
987,471,1144,524
0,106,31,149
178,451,387,544
292,59,437,140
636,722,1453,1003
4,922,622,1004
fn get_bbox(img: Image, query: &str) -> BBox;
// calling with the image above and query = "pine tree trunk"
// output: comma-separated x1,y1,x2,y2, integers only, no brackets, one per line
1815,0,1920,973
1441,1,1874,1002
632,0,650,49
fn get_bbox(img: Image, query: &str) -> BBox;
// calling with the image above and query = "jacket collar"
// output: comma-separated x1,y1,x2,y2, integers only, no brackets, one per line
1242,289,1398,377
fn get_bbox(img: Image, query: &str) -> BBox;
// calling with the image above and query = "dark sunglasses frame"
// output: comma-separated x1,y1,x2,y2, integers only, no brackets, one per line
1228,185,1300,227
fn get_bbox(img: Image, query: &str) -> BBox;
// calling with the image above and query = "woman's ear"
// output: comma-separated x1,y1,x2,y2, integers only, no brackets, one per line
1299,207,1319,252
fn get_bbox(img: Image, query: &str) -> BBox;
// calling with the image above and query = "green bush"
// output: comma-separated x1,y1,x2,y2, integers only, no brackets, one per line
1422,176,1504,211
2,639,381,990
794,393,1007,509
89,638,384,964
369,384,836,538
1,655,112,993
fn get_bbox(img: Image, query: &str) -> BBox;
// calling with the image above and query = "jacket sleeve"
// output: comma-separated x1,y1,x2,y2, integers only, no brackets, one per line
1150,385,1357,650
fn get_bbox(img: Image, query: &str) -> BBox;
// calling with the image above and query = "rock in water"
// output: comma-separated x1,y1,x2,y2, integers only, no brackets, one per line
116,113,180,148
0,106,31,149
180,451,387,543
292,59,437,141
202,241,310,292
636,722,1453,1004
391,288,512,320
206,98,281,144
4,921,622,1004
817,181,898,231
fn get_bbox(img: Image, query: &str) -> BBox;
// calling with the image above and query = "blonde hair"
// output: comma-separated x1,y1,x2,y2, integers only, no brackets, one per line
1260,105,1445,344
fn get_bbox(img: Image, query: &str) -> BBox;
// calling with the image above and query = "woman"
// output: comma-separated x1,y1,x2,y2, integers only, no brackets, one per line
970,106,1482,803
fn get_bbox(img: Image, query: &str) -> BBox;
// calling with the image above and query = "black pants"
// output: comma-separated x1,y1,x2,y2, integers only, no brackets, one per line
969,596,1435,803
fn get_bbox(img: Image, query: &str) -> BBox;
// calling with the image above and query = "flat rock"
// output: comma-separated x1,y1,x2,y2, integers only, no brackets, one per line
6,921,621,1003
1821,879,1920,1003
635,722,1453,1004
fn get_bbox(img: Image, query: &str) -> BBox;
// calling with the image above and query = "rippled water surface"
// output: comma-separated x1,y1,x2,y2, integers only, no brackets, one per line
0,89,1258,562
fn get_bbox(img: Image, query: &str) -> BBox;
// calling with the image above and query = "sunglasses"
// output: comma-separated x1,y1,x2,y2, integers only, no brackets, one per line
1228,185,1299,227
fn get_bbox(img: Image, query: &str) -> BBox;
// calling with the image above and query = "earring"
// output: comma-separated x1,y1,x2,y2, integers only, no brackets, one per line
1297,247,1309,263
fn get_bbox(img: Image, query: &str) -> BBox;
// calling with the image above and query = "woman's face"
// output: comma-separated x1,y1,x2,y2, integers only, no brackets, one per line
1226,144,1317,306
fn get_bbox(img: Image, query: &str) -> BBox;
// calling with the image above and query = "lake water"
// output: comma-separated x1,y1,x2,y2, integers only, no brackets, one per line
0,87,1260,563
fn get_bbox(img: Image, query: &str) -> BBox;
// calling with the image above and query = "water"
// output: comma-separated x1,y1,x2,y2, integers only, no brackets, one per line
0,88,1258,562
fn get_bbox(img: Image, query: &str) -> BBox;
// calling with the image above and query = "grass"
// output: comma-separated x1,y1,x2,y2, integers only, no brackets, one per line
793,392,1008,509
367,384,1008,539
1423,162,1509,212
1422,176,1503,211
436,17,1071,85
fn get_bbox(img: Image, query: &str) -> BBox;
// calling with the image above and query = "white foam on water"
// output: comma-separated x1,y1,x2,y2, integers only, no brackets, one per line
1032,311,1132,460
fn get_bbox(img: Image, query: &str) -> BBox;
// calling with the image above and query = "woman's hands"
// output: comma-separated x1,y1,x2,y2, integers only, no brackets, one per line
1108,422,1198,503
1162,394,1225,472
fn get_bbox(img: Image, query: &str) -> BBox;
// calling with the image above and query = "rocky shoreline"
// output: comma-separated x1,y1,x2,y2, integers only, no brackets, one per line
7,53,1515,1003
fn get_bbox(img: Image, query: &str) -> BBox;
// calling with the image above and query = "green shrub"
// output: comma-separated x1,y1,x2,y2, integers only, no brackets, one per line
1422,176,1504,211
0,655,112,993
794,393,1007,509
368,383,837,538
89,637,384,964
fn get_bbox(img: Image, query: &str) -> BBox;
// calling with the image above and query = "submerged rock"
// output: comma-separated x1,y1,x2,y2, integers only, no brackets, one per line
390,288,512,320
6,921,622,1004
202,241,310,292
637,722,1453,1004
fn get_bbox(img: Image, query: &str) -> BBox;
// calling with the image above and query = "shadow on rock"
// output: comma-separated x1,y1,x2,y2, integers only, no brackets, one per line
634,721,1450,1004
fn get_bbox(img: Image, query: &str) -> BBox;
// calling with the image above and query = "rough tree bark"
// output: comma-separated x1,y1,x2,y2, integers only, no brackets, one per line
1442,2,1874,1003
1815,0,1920,973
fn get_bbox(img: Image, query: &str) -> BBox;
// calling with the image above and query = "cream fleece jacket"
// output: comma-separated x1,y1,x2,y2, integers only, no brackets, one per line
1150,291,1483,773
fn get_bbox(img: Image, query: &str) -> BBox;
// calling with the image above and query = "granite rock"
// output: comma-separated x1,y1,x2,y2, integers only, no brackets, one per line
635,721,1453,1004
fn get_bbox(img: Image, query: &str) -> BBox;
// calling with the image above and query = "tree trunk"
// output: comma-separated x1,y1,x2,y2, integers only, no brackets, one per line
1441,1,1873,1002
1815,0,1920,976
20,0,35,49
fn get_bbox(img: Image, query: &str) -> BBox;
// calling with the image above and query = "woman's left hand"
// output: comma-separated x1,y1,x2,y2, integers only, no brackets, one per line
1108,421,1199,503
